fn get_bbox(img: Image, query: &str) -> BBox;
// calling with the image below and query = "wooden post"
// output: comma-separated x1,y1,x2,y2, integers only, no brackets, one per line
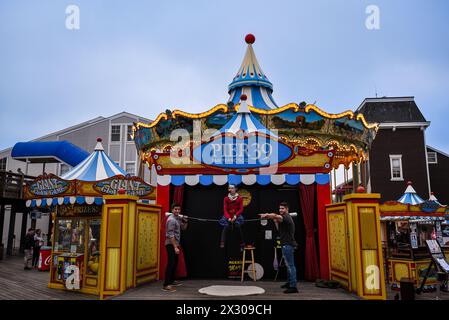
6,205,16,255
19,211,28,254
0,203,5,246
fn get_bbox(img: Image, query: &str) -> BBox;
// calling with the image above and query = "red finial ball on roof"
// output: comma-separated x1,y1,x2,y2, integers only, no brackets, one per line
118,188,126,195
407,181,412,186
245,34,255,44
97,137,102,142
240,94,247,101
357,185,366,193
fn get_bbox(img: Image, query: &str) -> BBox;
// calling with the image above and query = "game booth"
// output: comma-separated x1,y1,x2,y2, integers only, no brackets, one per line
24,139,161,299
132,35,380,288
380,183,448,291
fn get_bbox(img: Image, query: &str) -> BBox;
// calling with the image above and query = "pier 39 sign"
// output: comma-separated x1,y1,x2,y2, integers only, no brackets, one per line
192,132,293,170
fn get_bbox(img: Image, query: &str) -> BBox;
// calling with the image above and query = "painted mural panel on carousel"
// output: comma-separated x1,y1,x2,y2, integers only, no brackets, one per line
134,103,377,170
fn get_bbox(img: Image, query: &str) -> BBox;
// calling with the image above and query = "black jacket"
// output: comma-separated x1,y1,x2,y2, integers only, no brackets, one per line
23,234,34,250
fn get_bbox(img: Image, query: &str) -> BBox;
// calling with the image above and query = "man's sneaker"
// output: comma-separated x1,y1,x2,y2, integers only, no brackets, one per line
162,285,176,292
280,282,290,289
171,281,182,287
24,267,32,270
283,287,299,294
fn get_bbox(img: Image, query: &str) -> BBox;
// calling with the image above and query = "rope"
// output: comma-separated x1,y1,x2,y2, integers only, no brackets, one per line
181,216,262,223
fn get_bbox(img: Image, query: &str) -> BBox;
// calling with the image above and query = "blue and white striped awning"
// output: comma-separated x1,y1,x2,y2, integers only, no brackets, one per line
61,139,126,181
397,183,425,205
26,196,104,208
157,173,329,186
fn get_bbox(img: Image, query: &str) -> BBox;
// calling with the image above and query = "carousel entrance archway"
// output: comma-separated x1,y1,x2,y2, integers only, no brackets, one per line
180,184,311,280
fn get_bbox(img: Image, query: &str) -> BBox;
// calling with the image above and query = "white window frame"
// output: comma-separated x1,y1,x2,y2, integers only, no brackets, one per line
110,125,121,142
125,161,136,176
126,125,134,142
389,154,404,181
59,163,71,175
427,151,438,164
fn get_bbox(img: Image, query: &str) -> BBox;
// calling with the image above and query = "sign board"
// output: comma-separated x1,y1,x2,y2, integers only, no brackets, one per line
58,204,102,217
420,200,441,213
28,174,74,197
192,134,293,170
94,176,152,197
228,258,243,279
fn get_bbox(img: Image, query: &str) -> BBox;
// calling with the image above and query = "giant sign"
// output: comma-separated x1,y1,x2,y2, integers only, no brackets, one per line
28,174,73,197
94,176,152,197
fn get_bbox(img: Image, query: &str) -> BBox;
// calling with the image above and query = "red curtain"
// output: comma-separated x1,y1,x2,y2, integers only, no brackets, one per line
317,182,331,279
299,183,320,281
172,185,187,278
157,184,170,280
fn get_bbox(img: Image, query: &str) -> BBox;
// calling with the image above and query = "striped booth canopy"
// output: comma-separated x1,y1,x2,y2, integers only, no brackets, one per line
61,138,126,181
397,182,425,205
26,139,126,208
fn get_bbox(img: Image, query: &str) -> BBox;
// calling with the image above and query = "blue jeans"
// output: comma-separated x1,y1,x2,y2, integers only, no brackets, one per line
282,245,297,288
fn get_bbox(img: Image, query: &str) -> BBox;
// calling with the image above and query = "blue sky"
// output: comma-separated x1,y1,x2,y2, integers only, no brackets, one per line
1,0,448,152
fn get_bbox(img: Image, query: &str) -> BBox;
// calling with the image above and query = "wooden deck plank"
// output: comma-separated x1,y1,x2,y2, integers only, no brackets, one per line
1,256,448,300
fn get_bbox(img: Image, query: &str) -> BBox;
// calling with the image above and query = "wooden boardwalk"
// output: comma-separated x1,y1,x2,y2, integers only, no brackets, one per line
0,256,95,300
113,279,358,300
1,256,448,300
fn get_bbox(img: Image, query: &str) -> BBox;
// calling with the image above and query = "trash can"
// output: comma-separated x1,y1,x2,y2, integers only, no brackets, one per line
400,277,415,300
38,246,52,271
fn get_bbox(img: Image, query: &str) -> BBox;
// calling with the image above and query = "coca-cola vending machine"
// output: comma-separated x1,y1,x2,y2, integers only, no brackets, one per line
38,246,52,271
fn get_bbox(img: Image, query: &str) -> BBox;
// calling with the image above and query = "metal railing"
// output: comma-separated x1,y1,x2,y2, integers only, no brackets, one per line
0,171,35,200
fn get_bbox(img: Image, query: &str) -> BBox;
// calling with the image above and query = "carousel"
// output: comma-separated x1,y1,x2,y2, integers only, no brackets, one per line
132,34,379,284
380,182,448,291
25,138,160,298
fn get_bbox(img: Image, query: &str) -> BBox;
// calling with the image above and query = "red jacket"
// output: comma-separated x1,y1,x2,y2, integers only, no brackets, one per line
224,195,243,219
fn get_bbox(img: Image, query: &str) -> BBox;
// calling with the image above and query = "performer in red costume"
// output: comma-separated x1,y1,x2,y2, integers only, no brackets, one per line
219,184,245,248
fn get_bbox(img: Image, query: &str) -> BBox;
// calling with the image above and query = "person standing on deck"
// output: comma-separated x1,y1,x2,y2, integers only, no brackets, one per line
32,229,44,268
260,202,298,294
163,203,188,292
23,228,35,270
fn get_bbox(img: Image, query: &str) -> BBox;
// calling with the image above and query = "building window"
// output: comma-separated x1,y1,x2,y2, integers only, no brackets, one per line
60,164,71,175
427,151,438,164
111,125,121,142
127,125,134,142
389,155,403,181
125,162,136,176
0,157,7,171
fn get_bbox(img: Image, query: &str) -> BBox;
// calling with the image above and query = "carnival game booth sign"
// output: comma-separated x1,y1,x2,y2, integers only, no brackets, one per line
25,174,160,298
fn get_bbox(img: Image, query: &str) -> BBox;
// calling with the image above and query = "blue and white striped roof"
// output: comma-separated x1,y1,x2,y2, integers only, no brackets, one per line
212,99,275,138
61,139,126,181
228,35,278,110
397,183,425,205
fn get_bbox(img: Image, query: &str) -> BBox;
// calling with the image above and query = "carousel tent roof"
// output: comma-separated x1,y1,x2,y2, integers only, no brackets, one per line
212,96,277,138
397,182,425,205
228,34,278,110
61,138,126,181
